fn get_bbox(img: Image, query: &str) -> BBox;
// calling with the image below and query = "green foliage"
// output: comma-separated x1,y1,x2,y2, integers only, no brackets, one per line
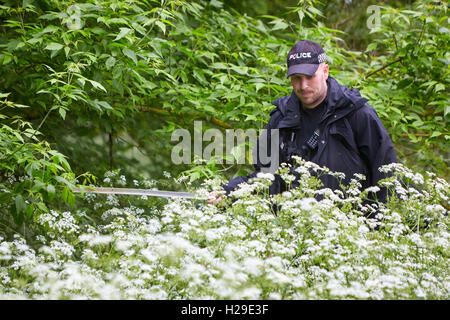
0,93,81,234
0,0,358,182
361,0,449,175
0,0,447,301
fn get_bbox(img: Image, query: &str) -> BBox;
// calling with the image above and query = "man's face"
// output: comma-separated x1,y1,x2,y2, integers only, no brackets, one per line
290,63,329,109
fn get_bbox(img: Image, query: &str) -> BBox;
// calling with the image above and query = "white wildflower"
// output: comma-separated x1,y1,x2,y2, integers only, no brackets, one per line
256,172,275,181
365,186,380,193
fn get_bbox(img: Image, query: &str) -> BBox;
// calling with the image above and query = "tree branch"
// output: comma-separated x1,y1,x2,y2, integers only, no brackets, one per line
364,57,403,80
136,106,233,129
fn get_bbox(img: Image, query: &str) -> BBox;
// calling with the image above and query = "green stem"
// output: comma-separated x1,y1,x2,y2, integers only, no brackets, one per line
0,218,22,236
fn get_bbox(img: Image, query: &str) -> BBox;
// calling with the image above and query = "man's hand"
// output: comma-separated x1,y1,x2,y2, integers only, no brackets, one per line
207,190,223,204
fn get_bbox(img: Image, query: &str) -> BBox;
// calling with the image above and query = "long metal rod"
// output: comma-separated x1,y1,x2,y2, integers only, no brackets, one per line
73,187,203,199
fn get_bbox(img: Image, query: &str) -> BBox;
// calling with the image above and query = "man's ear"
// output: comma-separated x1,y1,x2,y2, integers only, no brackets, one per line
323,63,329,79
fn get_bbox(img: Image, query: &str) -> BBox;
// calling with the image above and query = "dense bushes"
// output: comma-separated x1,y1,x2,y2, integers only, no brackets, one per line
0,0,448,300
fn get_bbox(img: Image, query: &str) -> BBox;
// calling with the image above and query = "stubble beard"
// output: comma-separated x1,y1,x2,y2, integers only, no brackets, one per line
297,86,326,109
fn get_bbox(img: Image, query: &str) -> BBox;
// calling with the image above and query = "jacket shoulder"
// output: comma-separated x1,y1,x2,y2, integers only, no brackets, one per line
266,107,282,129
271,95,291,113
266,94,292,127
351,102,381,120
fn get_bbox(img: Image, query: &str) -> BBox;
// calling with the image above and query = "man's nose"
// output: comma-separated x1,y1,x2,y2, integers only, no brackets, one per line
299,78,309,90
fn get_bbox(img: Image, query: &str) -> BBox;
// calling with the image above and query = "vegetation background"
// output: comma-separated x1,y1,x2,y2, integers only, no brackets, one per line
0,0,449,301
0,0,448,232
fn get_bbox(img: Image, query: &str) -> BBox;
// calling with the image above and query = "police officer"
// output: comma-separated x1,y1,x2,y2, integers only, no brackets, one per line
208,40,397,203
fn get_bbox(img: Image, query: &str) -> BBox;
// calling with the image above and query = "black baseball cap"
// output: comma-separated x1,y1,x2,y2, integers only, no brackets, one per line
287,40,327,77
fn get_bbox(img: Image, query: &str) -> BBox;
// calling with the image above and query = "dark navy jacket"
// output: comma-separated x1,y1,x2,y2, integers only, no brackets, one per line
224,76,397,201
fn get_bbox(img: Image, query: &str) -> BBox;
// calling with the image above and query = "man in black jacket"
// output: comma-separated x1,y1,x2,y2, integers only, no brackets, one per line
208,40,397,203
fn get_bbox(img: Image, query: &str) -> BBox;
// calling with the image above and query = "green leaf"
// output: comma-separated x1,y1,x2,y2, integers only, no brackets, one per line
155,20,166,34
211,62,228,69
14,181,30,194
298,10,305,24
269,19,289,31
36,202,49,213
47,184,56,196
202,105,216,113
444,105,450,118
10,203,23,227
106,56,116,70
0,192,12,204
366,42,378,52
430,131,441,138
26,204,34,220
58,157,72,172
123,48,137,64
210,0,223,8
88,80,107,92
97,100,113,110
62,187,69,203
67,188,75,208
255,83,264,92
189,171,200,182
54,176,73,187
114,27,132,41
31,180,46,193
307,6,324,18
64,46,70,57
59,108,67,119
15,195,25,214
45,42,64,51
434,83,445,92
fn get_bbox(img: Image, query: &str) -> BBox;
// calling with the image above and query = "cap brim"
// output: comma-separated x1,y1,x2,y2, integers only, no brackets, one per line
287,64,319,77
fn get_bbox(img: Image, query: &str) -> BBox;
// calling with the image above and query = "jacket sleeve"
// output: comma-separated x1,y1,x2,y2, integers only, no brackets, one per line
352,104,397,201
222,109,282,195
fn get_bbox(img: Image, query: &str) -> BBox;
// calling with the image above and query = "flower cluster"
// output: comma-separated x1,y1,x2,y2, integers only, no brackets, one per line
0,161,448,299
